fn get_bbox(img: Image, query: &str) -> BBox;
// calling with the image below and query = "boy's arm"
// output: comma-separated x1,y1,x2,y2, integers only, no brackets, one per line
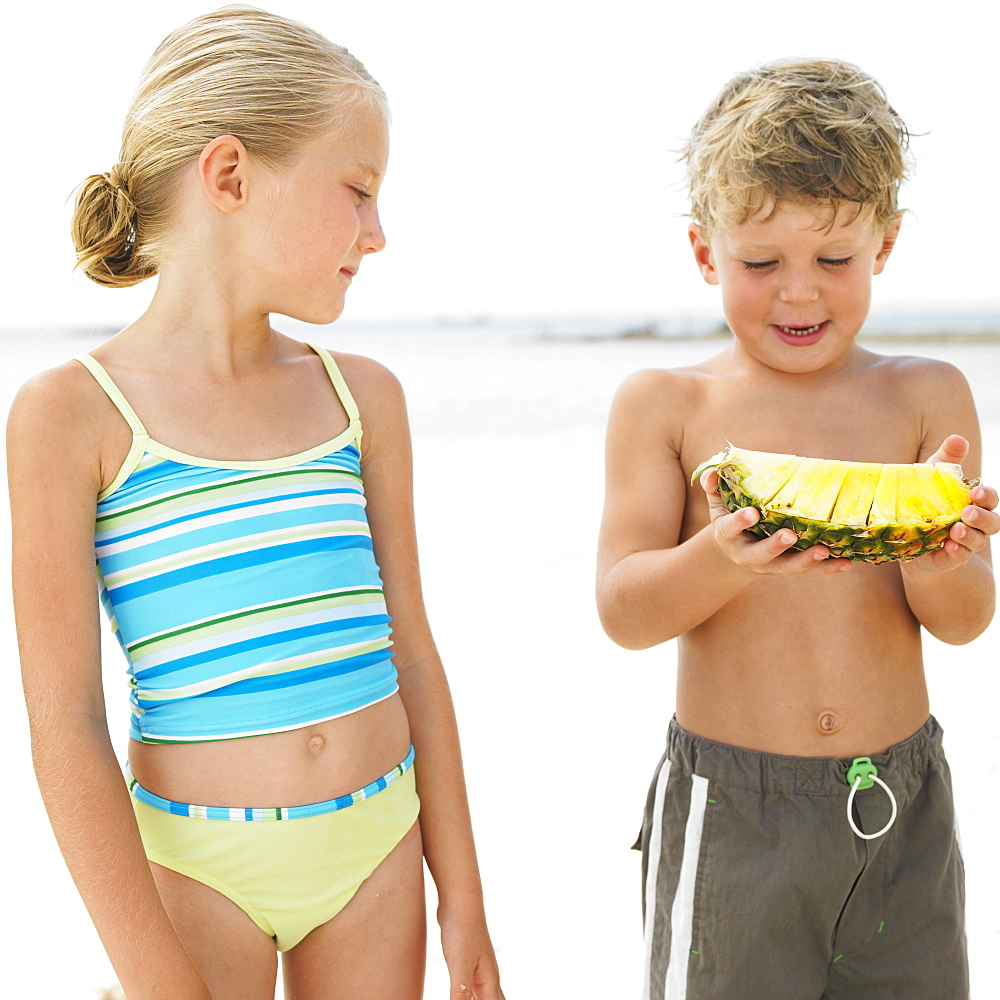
596,370,848,650
899,402,997,644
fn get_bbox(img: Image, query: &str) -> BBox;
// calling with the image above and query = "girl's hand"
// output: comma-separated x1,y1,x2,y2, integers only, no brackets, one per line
701,470,851,577
905,435,998,573
439,909,505,1000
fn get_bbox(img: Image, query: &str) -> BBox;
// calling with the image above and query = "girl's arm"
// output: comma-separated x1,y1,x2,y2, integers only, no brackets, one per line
596,369,849,650
7,369,210,1000
347,356,503,1000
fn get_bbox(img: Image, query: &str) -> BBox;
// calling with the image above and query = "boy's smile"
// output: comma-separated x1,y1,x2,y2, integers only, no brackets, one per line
690,201,899,372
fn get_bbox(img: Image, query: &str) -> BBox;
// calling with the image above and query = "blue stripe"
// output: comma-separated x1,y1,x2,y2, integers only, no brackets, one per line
110,535,375,604
130,661,398,741
127,745,414,820
135,616,390,680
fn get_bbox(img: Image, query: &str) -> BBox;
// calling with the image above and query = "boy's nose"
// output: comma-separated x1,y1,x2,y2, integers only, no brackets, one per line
778,270,819,303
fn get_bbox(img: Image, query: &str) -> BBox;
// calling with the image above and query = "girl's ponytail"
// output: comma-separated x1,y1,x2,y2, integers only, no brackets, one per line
72,165,154,288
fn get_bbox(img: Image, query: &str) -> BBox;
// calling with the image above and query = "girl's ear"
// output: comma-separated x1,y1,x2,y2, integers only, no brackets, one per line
688,223,719,285
198,135,252,213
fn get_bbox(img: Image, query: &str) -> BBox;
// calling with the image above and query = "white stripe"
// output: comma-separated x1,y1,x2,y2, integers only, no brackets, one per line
135,636,391,700
103,521,371,588
132,600,388,669
127,585,382,649
665,774,710,1000
97,489,365,555
642,760,673,1000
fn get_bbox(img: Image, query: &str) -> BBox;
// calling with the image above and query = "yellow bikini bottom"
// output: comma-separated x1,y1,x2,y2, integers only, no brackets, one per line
131,758,419,951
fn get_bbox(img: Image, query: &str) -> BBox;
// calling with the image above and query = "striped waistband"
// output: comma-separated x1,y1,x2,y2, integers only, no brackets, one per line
126,744,415,820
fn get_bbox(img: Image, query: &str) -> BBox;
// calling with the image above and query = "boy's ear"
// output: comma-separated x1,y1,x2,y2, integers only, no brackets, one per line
198,135,252,214
872,214,903,275
688,224,719,285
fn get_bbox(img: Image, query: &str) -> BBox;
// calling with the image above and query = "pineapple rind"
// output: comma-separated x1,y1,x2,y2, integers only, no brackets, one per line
704,445,974,564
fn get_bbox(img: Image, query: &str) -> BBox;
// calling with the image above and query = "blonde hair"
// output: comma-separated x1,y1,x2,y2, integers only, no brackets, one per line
683,58,910,237
72,5,388,288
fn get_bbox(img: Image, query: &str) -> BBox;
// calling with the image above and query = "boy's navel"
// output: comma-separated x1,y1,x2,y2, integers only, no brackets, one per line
818,712,840,735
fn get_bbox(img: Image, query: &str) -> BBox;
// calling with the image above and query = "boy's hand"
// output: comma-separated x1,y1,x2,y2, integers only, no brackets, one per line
906,434,999,573
701,470,852,577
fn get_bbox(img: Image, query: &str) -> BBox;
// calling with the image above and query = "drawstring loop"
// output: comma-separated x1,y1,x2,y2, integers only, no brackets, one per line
845,757,898,840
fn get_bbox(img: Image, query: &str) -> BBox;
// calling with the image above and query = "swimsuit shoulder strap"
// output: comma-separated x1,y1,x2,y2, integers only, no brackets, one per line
304,342,361,424
72,353,148,436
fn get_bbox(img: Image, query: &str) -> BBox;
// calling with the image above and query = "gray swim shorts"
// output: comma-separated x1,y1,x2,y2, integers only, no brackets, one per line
636,716,968,1000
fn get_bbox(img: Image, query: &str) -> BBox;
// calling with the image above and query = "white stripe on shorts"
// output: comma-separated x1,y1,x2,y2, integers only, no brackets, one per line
664,774,709,1000
641,761,672,1000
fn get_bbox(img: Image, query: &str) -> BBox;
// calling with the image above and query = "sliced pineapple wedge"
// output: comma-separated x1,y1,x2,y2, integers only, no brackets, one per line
691,444,977,564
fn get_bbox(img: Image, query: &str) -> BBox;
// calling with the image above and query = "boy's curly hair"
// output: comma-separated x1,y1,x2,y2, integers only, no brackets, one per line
683,58,910,236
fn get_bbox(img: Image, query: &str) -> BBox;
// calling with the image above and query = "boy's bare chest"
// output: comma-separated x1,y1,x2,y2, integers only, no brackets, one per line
678,375,923,476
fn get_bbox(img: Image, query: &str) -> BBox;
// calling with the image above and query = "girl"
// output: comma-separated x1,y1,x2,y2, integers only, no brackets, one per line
7,7,503,999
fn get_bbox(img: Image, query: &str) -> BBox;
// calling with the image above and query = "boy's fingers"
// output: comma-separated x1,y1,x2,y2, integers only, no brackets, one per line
925,433,969,467
961,503,1000,538
717,506,760,538
970,485,998,512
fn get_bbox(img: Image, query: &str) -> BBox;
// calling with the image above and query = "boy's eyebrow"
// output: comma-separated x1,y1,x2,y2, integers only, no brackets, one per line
729,236,865,254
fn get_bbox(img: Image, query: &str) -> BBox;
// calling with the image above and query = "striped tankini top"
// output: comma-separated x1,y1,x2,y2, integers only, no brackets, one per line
75,343,398,744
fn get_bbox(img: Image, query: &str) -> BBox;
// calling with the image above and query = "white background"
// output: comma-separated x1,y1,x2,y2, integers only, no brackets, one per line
4,0,999,331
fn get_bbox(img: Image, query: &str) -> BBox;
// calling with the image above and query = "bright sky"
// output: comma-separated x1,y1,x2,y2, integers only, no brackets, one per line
6,0,998,330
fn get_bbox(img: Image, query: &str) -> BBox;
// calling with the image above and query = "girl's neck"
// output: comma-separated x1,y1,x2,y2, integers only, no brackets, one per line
114,264,288,376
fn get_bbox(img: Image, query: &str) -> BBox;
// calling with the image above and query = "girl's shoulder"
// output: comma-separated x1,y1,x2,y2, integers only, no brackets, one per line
311,347,410,462
314,347,407,414
321,348,402,393
7,358,133,495
8,358,121,441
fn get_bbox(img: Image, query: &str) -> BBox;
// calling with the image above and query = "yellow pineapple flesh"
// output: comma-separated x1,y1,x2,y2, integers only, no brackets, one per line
692,444,976,563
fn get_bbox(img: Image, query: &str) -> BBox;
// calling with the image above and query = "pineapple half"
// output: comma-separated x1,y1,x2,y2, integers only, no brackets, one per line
692,444,976,564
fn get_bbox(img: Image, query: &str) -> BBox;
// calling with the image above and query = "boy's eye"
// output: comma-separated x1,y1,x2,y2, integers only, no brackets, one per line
741,260,777,271
819,256,853,267
350,187,373,201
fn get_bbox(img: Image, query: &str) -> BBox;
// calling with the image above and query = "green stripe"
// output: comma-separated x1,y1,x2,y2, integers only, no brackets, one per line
135,637,391,701
105,522,367,589
127,587,384,653
96,466,362,525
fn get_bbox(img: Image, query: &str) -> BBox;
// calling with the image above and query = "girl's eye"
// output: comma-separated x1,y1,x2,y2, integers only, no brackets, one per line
350,187,372,202
820,256,853,267
741,260,777,271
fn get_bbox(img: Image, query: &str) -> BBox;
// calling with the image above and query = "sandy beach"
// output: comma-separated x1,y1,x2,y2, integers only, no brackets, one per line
1,323,997,998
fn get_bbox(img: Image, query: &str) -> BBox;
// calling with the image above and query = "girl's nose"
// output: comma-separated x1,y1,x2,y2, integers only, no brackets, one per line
362,208,386,254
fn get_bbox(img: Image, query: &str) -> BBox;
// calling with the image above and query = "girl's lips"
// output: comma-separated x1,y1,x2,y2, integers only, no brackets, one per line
772,320,829,346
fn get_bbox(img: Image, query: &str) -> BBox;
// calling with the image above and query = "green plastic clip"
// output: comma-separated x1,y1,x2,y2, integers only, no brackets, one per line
846,757,877,790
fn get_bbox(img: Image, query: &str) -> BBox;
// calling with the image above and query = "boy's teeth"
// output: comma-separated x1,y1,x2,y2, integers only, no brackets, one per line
779,323,822,336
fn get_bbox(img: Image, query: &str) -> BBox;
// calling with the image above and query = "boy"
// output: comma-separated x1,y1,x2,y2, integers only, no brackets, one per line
596,59,997,999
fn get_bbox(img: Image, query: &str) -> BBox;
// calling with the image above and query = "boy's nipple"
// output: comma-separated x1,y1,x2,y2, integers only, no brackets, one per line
817,712,840,736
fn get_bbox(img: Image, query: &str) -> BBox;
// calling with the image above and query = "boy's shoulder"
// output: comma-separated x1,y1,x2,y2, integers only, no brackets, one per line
856,350,972,406
613,359,719,408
